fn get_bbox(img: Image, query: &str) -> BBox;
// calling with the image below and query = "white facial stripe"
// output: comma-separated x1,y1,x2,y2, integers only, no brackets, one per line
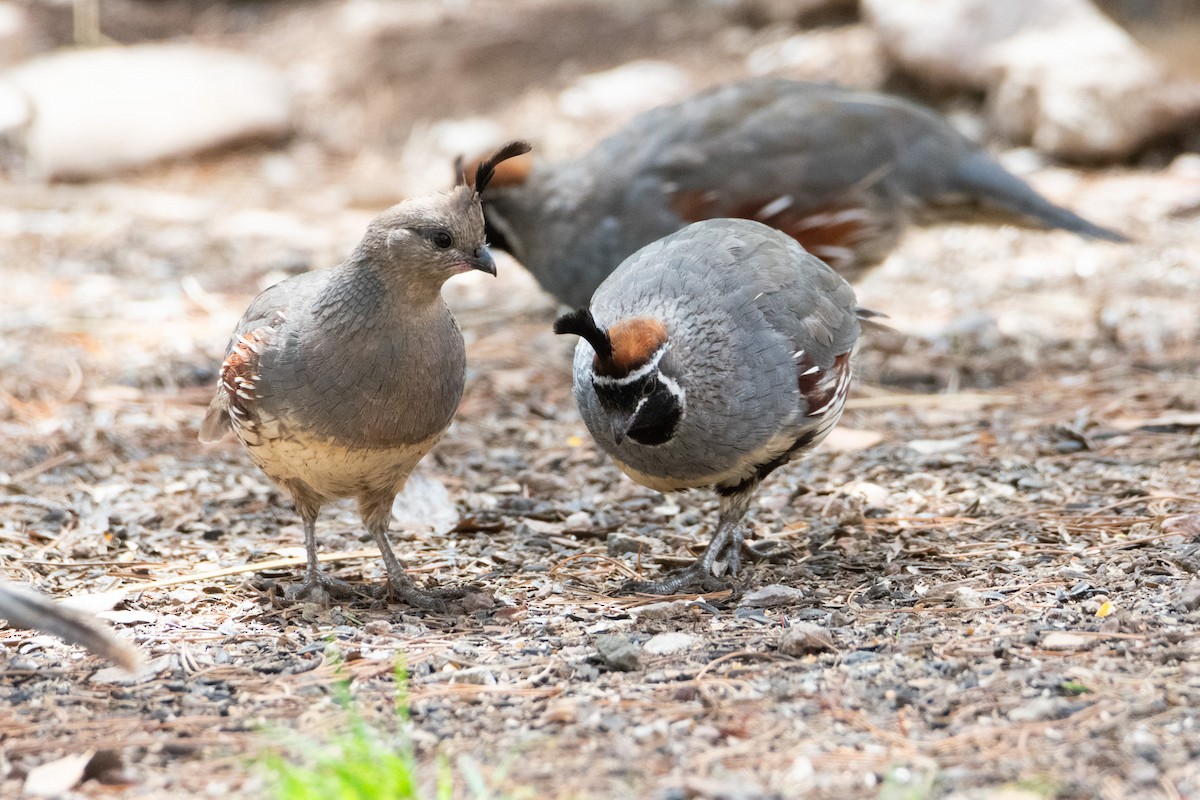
591,344,668,386
657,373,685,404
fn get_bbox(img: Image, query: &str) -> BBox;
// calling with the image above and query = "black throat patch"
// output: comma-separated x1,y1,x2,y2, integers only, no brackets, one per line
594,373,683,447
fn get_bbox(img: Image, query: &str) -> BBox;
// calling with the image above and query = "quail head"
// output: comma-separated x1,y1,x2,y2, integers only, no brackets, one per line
200,141,531,608
0,583,141,670
476,78,1126,308
555,217,861,594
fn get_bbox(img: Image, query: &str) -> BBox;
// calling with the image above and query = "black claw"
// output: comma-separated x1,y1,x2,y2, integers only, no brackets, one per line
385,580,481,611
285,573,362,605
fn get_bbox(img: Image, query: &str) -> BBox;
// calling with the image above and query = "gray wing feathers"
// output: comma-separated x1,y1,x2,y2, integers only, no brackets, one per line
198,272,328,444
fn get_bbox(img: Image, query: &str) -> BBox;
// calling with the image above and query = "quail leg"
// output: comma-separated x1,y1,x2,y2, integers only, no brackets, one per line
360,494,471,611
622,491,760,595
285,507,361,604
622,523,738,595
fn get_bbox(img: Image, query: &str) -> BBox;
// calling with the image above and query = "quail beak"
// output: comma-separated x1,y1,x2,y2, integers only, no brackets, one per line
608,412,632,446
465,247,497,276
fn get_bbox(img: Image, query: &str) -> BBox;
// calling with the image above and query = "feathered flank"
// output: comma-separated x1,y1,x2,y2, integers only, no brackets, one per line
554,308,613,359
473,140,532,195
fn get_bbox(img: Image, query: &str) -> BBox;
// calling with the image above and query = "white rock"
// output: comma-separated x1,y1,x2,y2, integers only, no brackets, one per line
738,583,805,608
2,43,293,179
843,480,890,507
862,0,1072,88
22,751,93,797
984,27,1200,160
558,60,690,121
391,469,459,534
861,0,1200,160
905,438,964,455
1041,631,1094,650
642,631,699,656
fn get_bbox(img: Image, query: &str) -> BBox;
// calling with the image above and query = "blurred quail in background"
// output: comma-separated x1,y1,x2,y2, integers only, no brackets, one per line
200,142,531,608
478,79,1127,307
0,583,141,670
555,218,861,594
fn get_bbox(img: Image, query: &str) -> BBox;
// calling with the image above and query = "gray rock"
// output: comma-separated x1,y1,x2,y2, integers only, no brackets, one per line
1180,579,1200,612
594,633,640,672
778,621,836,656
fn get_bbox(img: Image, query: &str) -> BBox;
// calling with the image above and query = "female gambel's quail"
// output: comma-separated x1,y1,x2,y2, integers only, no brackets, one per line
476,78,1126,307
200,141,531,608
554,217,861,594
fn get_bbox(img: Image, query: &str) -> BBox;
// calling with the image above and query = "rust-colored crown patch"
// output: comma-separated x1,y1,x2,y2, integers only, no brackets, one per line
595,317,669,378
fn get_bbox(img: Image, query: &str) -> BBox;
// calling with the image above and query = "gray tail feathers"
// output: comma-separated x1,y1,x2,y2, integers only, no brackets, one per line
954,152,1129,243
0,583,142,670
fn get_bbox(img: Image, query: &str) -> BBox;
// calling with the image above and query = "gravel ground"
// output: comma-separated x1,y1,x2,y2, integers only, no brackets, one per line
2,2,1200,799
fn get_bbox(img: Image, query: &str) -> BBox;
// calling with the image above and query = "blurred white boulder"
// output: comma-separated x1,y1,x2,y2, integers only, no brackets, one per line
862,0,1200,161
557,60,690,121
1,43,294,179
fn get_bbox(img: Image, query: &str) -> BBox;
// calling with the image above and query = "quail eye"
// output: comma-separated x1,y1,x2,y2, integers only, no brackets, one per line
430,230,453,249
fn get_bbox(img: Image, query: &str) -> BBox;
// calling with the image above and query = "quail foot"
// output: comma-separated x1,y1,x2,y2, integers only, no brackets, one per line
555,218,860,594
200,141,531,608
476,78,1126,307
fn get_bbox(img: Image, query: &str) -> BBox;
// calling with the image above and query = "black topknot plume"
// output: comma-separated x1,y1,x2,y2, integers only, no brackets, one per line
470,140,532,194
553,308,613,359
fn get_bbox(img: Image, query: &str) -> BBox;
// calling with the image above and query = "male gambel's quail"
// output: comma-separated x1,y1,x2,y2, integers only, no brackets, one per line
200,141,531,608
480,78,1126,307
554,217,860,594
0,583,141,670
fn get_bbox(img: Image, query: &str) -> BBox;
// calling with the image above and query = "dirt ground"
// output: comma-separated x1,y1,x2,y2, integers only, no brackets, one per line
2,2,1200,799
